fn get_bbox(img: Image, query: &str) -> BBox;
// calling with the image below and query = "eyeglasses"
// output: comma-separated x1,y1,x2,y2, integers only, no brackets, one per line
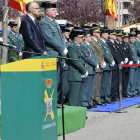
32,7,40,10
78,36,84,39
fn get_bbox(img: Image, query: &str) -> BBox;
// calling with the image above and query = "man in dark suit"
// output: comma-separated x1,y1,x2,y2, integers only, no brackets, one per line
107,30,123,102
20,2,47,59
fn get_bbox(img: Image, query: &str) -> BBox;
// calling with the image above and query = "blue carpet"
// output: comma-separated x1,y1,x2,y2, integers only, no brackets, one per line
87,96,140,112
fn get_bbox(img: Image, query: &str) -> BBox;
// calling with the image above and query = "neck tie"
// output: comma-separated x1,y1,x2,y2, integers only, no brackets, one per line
34,19,39,31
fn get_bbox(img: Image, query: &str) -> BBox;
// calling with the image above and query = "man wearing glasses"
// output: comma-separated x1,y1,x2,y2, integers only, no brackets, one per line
20,2,47,59
67,28,88,106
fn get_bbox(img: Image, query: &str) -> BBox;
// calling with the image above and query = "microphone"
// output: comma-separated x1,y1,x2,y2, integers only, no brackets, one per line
0,41,16,49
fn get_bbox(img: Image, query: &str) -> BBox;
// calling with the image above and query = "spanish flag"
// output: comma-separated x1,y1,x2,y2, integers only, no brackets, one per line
9,0,33,16
105,0,117,21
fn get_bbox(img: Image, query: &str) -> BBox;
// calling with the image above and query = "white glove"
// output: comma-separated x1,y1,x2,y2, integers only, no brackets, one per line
94,64,99,70
101,62,106,68
137,60,140,64
19,52,22,57
121,61,124,65
63,47,68,55
129,61,133,65
110,60,115,67
63,63,66,68
81,71,88,78
124,58,129,64
85,71,88,78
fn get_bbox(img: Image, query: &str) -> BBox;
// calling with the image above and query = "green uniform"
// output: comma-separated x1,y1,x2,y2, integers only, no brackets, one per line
67,41,87,106
80,41,98,107
134,38,140,94
127,43,138,96
100,39,114,103
8,31,24,62
62,41,70,100
39,16,66,101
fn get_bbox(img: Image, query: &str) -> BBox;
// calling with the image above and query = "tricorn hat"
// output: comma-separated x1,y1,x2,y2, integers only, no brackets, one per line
40,2,56,8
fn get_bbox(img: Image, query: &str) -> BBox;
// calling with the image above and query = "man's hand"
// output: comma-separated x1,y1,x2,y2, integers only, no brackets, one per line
95,64,99,70
110,60,115,67
44,51,47,55
101,62,106,68
124,58,129,64
129,61,133,65
63,48,68,55
81,71,89,78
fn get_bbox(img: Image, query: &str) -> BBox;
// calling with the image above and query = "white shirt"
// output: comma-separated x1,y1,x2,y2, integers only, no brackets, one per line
11,31,15,35
85,41,90,45
115,40,119,44
74,41,80,46
46,16,53,21
109,39,114,44
27,14,35,23
91,36,98,42
100,38,106,43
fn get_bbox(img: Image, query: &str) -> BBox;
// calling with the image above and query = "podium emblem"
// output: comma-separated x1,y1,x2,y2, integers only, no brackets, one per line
47,98,52,114
46,79,53,88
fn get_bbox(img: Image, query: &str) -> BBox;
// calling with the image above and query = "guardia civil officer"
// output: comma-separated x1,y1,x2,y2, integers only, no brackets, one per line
120,33,133,98
67,29,88,106
81,30,98,108
61,26,71,102
100,28,115,104
39,2,68,107
90,24,106,106
107,30,123,102
8,21,24,62
66,22,74,32
133,30,140,95
127,33,139,96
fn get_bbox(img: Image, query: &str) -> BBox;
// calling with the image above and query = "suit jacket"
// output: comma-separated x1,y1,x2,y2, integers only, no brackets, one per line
39,16,66,57
20,15,45,59
90,37,105,72
67,41,87,82
80,41,98,74
107,40,122,70
100,39,114,71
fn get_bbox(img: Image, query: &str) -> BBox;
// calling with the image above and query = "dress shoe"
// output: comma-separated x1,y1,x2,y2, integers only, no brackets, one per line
125,95,131,98
86,106,92,109
57,104,65,108
106,101,115,104
86,116,88,119
96,102,106,106
113,99,119,102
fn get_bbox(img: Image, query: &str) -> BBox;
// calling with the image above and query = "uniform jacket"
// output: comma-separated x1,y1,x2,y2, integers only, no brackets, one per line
8,31,24,62
100,39,114,71
128,42,139,64
80,41,98,74
67,41,87,82
90,37,105,72
20,15,45,59
119,41,133,72
63,41,70,71
39,16,66,57
107,40,122,70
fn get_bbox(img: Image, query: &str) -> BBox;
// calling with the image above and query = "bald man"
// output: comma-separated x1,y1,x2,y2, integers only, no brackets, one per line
20,2,47,59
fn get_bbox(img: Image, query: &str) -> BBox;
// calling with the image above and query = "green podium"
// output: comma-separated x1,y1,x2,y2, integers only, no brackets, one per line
1,56,57,140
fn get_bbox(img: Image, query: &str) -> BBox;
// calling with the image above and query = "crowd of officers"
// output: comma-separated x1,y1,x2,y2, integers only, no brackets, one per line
7,2,140,109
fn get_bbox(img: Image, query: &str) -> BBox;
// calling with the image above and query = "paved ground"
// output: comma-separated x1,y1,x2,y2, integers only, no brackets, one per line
58,105,140,140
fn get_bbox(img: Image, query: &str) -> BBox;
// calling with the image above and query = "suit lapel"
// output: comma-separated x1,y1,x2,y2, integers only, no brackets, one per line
26,15,41,34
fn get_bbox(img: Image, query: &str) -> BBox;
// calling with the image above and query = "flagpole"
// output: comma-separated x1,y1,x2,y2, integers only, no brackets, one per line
2,0,8,64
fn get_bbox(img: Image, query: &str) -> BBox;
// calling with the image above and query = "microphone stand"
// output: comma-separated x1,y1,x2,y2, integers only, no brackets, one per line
6,48,80,140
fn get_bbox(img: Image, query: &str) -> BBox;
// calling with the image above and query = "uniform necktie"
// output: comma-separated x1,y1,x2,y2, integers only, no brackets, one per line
34,19,39,31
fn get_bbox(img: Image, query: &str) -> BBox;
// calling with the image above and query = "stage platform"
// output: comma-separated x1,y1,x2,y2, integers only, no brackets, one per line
57,105,87,135
87,96,140,112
